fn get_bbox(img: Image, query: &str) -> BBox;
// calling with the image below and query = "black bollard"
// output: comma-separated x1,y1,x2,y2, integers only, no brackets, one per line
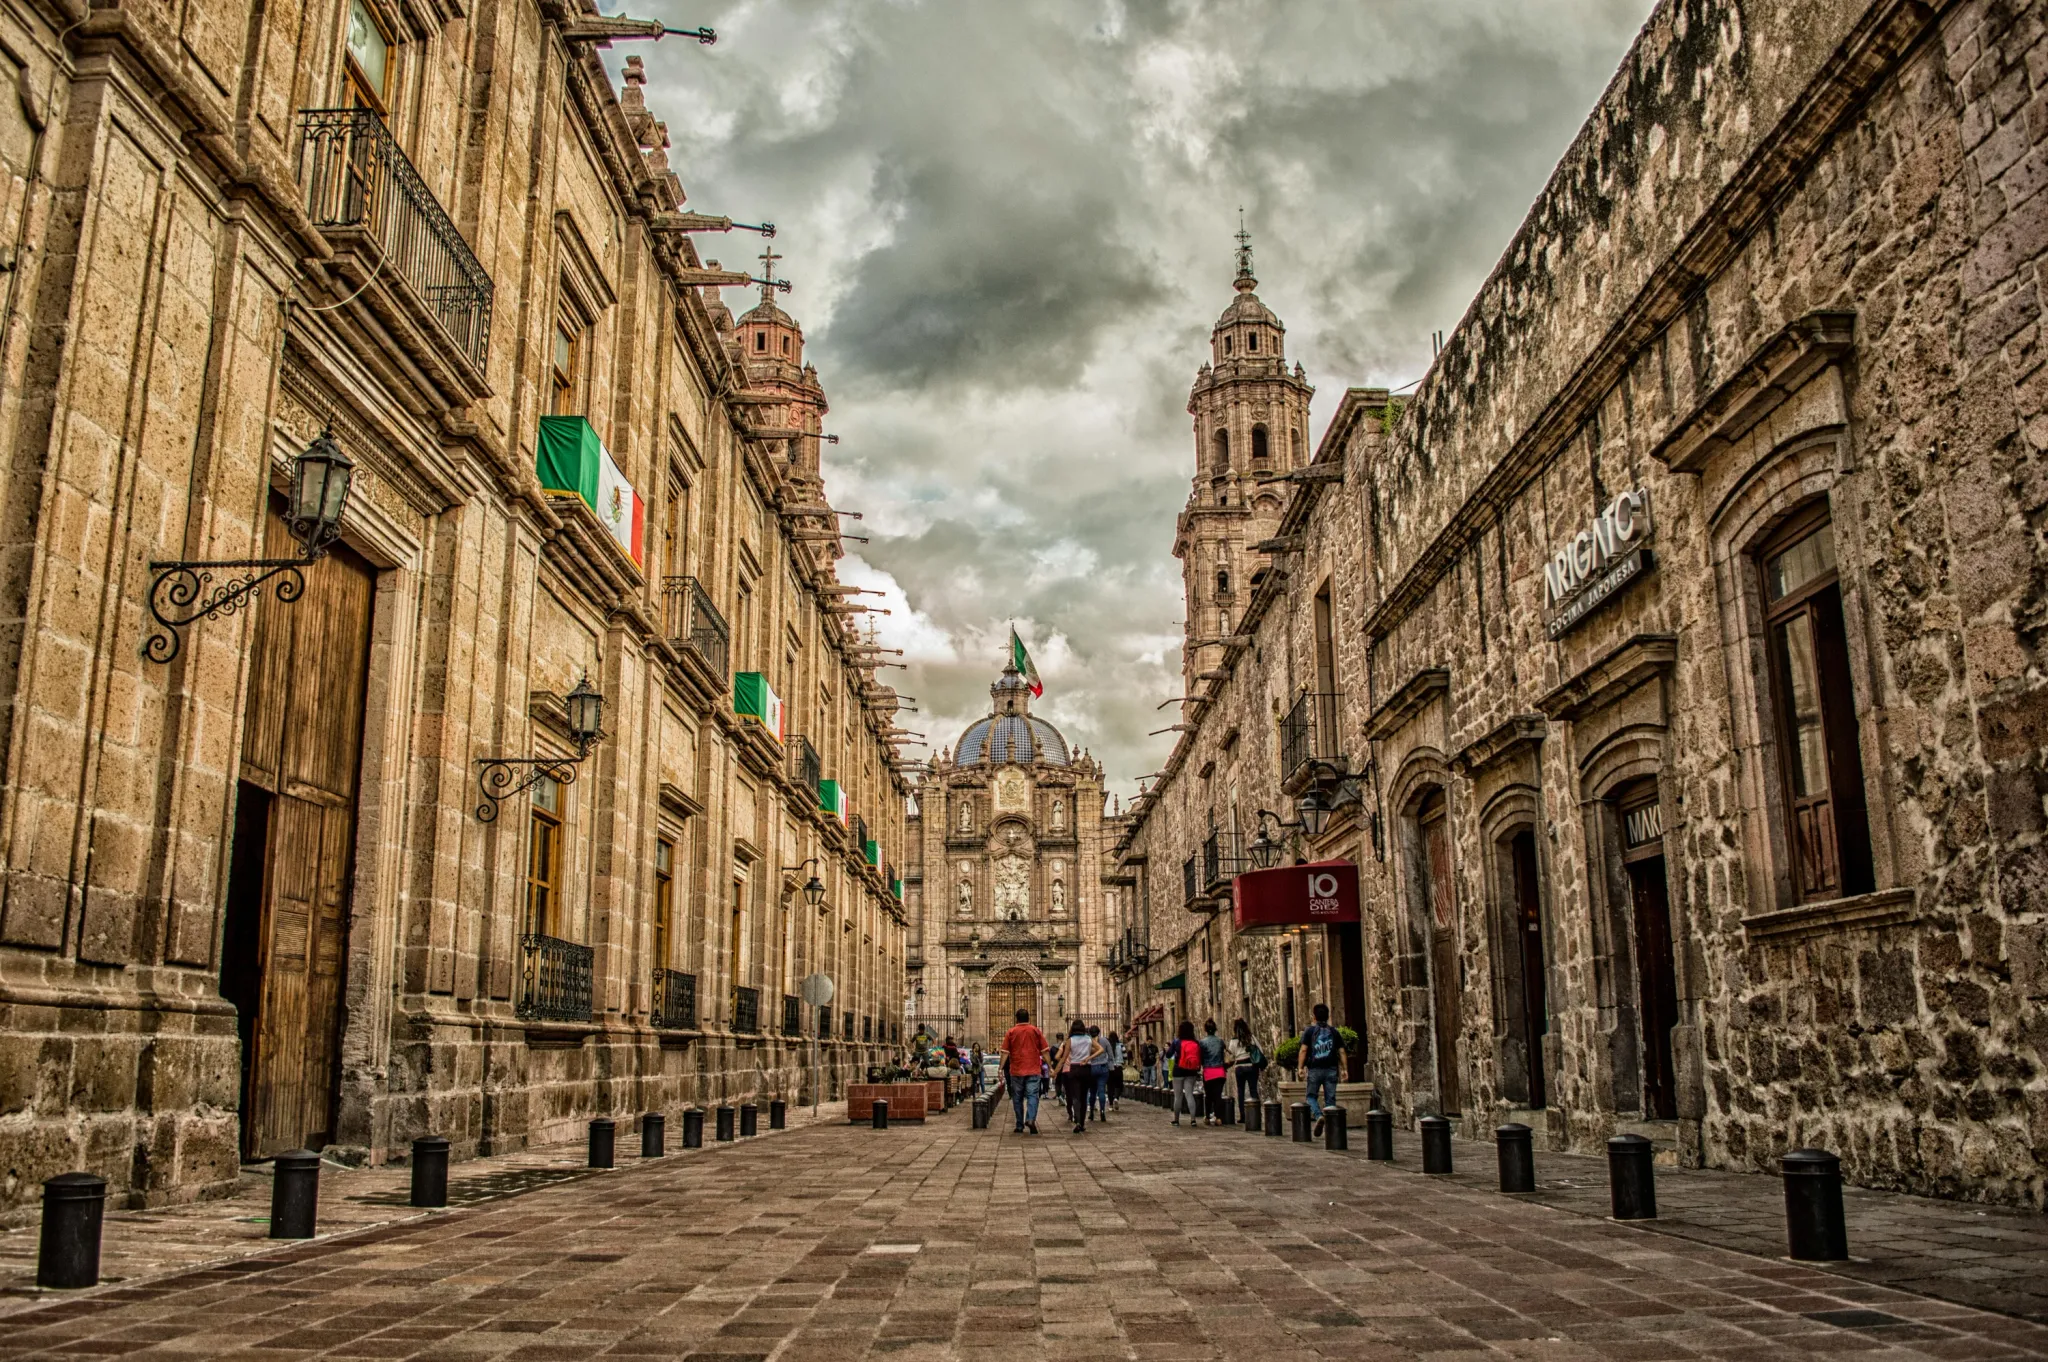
588,1118,616,1169
1782,1148,1849,1260
972,1094,990,1129
1496,1123,1534,1194
770,1099,787,1131
270,1149,321,1239
740,1103,758,1137
1290,1102,1311,1143
641,1112,665,1158
410,1136,450,1208
1420,1116,1453,1174
1365,1104,1394,1161
872,1099,889,1130
682,1108,705,1148
1607,1134,1657,1220
1245,1098,1261,1135
1323,1106,1349,1151
1218,1095,1235,1127
36,1173,106,1289
715,1106,735,1142
1264,1100,1283,1137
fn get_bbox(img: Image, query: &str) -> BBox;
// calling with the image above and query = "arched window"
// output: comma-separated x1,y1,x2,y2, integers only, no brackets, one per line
1216,568,1230,595
1211,428,1230,472
1251,425,1269,465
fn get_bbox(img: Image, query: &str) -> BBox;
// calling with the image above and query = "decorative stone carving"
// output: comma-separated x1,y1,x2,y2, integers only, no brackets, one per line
994,768,1028,812
994,854,1029,918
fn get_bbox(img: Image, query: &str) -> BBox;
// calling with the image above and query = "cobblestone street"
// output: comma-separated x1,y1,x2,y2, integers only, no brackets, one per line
3,1102,2046,1361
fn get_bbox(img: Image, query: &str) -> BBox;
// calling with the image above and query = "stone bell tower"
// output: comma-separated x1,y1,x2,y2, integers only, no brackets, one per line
1175,219,1314,695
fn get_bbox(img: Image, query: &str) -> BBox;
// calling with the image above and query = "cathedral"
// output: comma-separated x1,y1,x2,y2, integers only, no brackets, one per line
904,667,1122,1044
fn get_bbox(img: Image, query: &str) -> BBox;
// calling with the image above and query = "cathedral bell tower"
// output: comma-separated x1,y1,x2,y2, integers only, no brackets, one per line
1175,221,1314,695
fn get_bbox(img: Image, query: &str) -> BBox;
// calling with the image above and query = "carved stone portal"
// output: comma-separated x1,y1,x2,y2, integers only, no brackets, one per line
994,854,1030,918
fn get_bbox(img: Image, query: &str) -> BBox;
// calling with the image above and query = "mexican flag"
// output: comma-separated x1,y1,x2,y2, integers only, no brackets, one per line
536,416,644,565
733,672,784,744
1009,627,1042,697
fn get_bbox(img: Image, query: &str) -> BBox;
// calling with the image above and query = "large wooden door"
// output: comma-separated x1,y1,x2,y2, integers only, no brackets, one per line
1511,831,1548,1109
1420,799,1463,1114
230,511,374,1159
1628,855,1679,1120
986,969,1038,1042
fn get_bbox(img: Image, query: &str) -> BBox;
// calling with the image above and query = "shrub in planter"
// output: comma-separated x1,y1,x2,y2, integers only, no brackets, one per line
1274,1037,1302,1072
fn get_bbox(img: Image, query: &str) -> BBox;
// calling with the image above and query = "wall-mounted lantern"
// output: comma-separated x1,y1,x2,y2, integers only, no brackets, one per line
782,858,828,909
145,428,355,663
474,674,604,821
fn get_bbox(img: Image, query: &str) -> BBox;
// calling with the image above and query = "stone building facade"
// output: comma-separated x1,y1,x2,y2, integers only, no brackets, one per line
1109,0,2048,1209
904,667,1120,1045
0,0,909,1218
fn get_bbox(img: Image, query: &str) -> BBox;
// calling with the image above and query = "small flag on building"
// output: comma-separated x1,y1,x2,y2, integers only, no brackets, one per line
1009,626,1042,698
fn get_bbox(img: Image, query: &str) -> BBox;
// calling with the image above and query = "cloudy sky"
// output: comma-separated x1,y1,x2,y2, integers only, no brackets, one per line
613,0,1657,798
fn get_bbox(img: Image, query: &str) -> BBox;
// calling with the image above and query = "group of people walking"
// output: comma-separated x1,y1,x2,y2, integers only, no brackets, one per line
991,1002,1353,1138
994,1009,1125,1135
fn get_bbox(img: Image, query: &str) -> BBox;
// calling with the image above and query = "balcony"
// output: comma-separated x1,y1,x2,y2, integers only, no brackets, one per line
1202,829,1244,895
733,985,761,1035
297,108,493,372
517,934,593,1022
782,993,803,1036
651,968,697,1030
662,576,730,685
786,734,821,795
1182,855,1200,907
851,813,869,855
1281,690,1344,786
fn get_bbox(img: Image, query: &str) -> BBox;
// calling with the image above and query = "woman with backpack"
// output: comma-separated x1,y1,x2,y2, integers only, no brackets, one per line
1169,1020,1203,1126
1230,1018,1266,1120
1198,1019,1229,1125
1053,1019,1102,1135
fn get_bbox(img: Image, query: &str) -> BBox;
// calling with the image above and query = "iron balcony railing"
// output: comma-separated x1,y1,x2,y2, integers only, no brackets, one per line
787,734,821,793
733,985,761,1034
1182,854,1199,906
517,934,593,1022
851,812,868,850
297,108,493,369
1202,829,1245,892
662,576,730,682
1281,690,1344,783
782,993,803,1036
651,968,697,1030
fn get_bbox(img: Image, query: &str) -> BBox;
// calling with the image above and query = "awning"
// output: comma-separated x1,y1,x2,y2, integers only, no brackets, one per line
1153,972,1186,992
1129,1002,1166,1026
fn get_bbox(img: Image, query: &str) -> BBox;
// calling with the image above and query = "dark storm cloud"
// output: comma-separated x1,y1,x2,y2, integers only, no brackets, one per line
616,0,1656,792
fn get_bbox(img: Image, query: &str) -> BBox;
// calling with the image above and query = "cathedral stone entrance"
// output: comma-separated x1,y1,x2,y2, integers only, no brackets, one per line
986,969,1038,1039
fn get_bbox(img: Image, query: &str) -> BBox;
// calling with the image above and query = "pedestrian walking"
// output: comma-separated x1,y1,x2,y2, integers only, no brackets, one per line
1299,1003,1343,1137
1198,1019,1228,1125
1055,1020,1102,1136
1087,1025,1110,1121
1140,1038,1161,1087
1169,1020,1203,1126
1105,1031,1125,1111
1000,1008,1048,1135
1230,1018,1266,1116
969,1044,985,1095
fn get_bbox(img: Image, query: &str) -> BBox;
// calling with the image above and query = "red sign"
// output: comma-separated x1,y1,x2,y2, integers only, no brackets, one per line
1232,859,1360,934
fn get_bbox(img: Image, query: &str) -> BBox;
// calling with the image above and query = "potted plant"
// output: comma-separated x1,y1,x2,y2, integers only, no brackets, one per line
1274,1037,1302,1073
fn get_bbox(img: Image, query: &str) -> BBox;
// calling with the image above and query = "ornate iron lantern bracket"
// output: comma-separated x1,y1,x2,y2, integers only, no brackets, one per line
473,674,606,821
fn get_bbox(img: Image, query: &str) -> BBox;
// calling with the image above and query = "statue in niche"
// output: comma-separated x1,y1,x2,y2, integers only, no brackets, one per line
1051,879,1066,915
957,866,973,916
1051,798,1065,831
958,799,972,832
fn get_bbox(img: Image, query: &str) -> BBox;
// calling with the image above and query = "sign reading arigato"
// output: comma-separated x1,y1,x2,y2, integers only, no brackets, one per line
1232,859,1361,935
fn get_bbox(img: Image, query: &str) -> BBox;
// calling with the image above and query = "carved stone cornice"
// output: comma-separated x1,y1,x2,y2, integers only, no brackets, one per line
1650,311,1855,473
1451,714,1547,776
1365,667,1450,742
1536,634,1678,722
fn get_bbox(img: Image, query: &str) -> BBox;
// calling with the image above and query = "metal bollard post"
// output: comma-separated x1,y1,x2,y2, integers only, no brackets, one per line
410,1136,450,1208
972,1094,990,1129
1420,1116,1453,1174
1264,1100,1283,1137
36,1173,106,1289
1495,1123,1534,1194
1607,1134,1657,1220
1323,1106,1349,1151
770,1099,787,1130
1782,1149,1849,1260
1218,1095,1234,1127
641,1112,665,1158
682,1108,705,1148
588,1119,616,1169
740,1103,758,1137
1245,1097,1261,1135
1290,1102,1311,1143
1366,1104,1394,1161
715,1106,736,1142
872,1098,889,1130
270,1149,321,1239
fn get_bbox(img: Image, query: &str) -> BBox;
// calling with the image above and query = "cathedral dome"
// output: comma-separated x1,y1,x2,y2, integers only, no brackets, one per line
1213,288,1281,332
953,664,1072,766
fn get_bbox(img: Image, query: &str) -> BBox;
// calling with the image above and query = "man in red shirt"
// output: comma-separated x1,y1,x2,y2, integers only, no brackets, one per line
999,1008,1047,1134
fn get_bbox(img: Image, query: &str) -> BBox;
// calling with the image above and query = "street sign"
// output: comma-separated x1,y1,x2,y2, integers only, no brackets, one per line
801,971,835,1007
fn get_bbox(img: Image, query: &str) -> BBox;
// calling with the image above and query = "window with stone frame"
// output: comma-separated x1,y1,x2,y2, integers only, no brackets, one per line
527,775,564,937
551,317,582,416
343,0,393,112
653,835,676,969
1757,503,1873,902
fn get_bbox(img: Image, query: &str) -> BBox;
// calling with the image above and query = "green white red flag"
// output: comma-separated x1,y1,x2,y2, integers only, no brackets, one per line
1009,627,1042,697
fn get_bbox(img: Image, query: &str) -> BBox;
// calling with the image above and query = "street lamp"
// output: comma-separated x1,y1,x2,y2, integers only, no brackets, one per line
144,426,356,664
782,858,828,909
1296,786,1331,840
473,673,606,821
1249,808,1298,868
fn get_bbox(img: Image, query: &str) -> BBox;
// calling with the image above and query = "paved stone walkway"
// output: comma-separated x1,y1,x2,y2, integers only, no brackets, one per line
1,1100,2044,1359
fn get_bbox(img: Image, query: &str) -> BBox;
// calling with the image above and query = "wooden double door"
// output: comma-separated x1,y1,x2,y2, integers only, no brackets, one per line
220,511,374,1159
985,969,1038,1042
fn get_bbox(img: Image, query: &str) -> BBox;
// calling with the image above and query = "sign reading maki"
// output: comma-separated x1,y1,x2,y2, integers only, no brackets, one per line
1544,488,1653,639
